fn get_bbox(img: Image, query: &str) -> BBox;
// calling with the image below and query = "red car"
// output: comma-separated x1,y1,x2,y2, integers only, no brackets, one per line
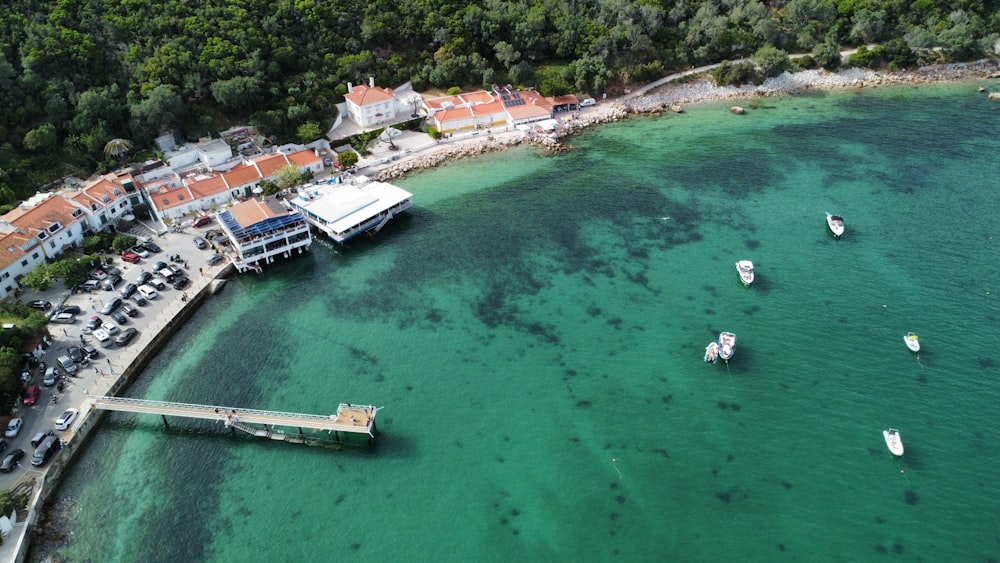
121,251,141,264
192,215,213,228
23,385,40,406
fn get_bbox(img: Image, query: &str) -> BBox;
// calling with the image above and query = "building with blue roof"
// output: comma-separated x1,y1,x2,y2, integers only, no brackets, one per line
218,197,312,272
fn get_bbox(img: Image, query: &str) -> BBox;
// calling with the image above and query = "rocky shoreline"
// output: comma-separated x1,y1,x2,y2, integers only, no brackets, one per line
373,59,1000,181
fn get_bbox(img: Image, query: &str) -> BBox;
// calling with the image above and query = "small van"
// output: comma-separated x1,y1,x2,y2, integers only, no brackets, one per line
101,297,123,315
93,328,112,347
31,429,54,448
31,436,59,467
580,98,597,107
57,355,78,374
43,366,58,386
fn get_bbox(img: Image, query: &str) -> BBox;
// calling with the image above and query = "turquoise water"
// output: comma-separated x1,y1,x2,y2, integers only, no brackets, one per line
36,83,1000,562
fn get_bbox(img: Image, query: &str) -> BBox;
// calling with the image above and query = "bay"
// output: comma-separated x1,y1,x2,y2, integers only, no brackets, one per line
38,82,1000,562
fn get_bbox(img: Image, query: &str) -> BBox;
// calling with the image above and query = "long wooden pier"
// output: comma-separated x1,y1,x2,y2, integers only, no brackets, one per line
86,395,379,441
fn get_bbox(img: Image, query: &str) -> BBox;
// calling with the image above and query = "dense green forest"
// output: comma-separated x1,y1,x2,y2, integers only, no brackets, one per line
0,0,997,197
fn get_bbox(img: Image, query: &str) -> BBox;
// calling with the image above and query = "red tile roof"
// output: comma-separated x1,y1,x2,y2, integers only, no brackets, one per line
223,163,263,189
344,85,395,107
253,153,290,178
286,150,322,167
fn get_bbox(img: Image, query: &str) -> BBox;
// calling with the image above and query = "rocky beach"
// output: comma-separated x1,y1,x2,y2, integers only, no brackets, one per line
371,58,1000,182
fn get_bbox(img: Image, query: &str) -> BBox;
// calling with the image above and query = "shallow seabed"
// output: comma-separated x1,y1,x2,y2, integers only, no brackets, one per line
39,82,1000,562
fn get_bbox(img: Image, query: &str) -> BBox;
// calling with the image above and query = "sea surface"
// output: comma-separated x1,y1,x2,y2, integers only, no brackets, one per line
35,82,1000,562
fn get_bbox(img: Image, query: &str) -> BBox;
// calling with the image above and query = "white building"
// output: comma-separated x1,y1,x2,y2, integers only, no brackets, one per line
286,177,412,243
217,198,312,272
343,78,399,128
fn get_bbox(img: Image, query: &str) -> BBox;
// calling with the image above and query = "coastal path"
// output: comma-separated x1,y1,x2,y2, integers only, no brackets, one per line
86,395,380,438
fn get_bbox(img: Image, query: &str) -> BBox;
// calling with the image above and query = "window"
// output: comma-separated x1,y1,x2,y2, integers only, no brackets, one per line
3,286,9,294
37,231,47,241
177,194,184,201
31,252,39,259
20,259,27,266
162,199,169,205
49,242,55,249
102,195,110,203
2,272,8,279
71,209,83,218
48,222,61,233
112,188,121,196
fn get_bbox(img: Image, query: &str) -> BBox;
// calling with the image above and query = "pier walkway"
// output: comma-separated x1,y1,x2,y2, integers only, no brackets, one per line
86,395,379,438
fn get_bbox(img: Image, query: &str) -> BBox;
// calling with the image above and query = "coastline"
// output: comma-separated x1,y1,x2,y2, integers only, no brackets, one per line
369,59,1000,182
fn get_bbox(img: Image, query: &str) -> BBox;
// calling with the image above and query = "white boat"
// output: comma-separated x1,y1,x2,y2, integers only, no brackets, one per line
704,342,719,364
718,332,736,361
735,260,754,286
904,332,920,352
883,428,904,456
826,213,844,238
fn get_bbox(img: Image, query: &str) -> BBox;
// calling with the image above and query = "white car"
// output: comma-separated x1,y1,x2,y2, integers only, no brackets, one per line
5,418,23,438
137,284,158,299
55,408,78,431
131,246,150,258
101,322,120,336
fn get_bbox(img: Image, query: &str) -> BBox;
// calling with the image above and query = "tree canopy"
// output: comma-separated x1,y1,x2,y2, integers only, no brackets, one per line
0,0,996,197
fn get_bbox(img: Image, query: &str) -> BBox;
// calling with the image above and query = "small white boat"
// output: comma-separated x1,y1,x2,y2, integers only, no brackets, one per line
704,342,719,364
826,213,844,238
718,332,736,361
735,260,754,286
883,428,904,456
904,332,920,352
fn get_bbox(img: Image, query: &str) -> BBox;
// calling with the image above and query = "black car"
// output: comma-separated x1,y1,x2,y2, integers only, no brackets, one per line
120,283,138,299
115,327,138,346
101,275,123,291
121,302,138,317
82,344,99,359
141,241,162,253
136,271,153,286
29,300,51,310
172,277,190,290
110,310,128,324
0,448,24,472
167,264,183,276
68,346,85,363
153,261,167,272
203,229,223,241
105,265,121,277
57,305,81,315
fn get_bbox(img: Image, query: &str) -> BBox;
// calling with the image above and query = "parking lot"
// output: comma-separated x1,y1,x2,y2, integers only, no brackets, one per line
0,222,229,491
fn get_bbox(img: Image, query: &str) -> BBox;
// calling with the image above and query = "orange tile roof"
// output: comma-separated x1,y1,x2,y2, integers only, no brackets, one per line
253,153,290,178
186,174,231,200
286,150,321,167
0,193,85,267
228,197,288,227
461,91,495,104
150,185,196,211
471,101,505,117
344,84,395,107
434,107,473,126
423,95,462,111
0,229,34,269
223,163,263,189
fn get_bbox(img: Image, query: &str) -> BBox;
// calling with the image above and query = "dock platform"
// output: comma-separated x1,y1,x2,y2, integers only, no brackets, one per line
86,395,379,439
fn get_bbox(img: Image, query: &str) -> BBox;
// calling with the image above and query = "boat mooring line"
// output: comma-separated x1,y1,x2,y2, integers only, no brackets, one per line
612,457,623,481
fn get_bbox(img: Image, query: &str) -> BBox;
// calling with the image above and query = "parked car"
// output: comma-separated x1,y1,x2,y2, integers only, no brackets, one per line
23,385,40,406
50,312,76,324
87,315,102,329
172,277,190,290
29,300,51,310
136,271,153,286
57,305,81,315
90,269,108,281
167,264,184,276
0,449,24,472
203,229,222,240
138,285,158,300
193,215,213,228
93,328,112,346
31,436,59,466
101,297,123,314
30,430,54,448
54,408,79,430
80,279,101,292
110,311,127,324
82,344,99,359
5,418,23,438
105,265,121,277
141,241,162,253
68,346,85,364
153,261,167,272
157,268,176,283
101,322,120,336
120,283,138,299
42,367,58,386
206,253,224,266
130,246,150,258
193,237,208,249
121,302,137,317
115,327,138,346
101,275,123,291
148,277,166,290
57,354,78,374
130,293,148,306
121,251,141,264
580,97,597,107
323,156,334,167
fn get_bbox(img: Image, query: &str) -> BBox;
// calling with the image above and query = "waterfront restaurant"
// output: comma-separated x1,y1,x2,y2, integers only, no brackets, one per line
286,177,413,244
217,197,312,272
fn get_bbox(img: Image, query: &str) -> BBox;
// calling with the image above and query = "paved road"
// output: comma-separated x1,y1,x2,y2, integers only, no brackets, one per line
0,223,224,490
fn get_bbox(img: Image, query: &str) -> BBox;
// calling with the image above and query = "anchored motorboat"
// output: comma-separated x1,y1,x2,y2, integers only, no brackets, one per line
718,332,736,362
735,260,754,286
704,342,719,364
826,213,845,238
883,428,904,456
904,332,920,352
